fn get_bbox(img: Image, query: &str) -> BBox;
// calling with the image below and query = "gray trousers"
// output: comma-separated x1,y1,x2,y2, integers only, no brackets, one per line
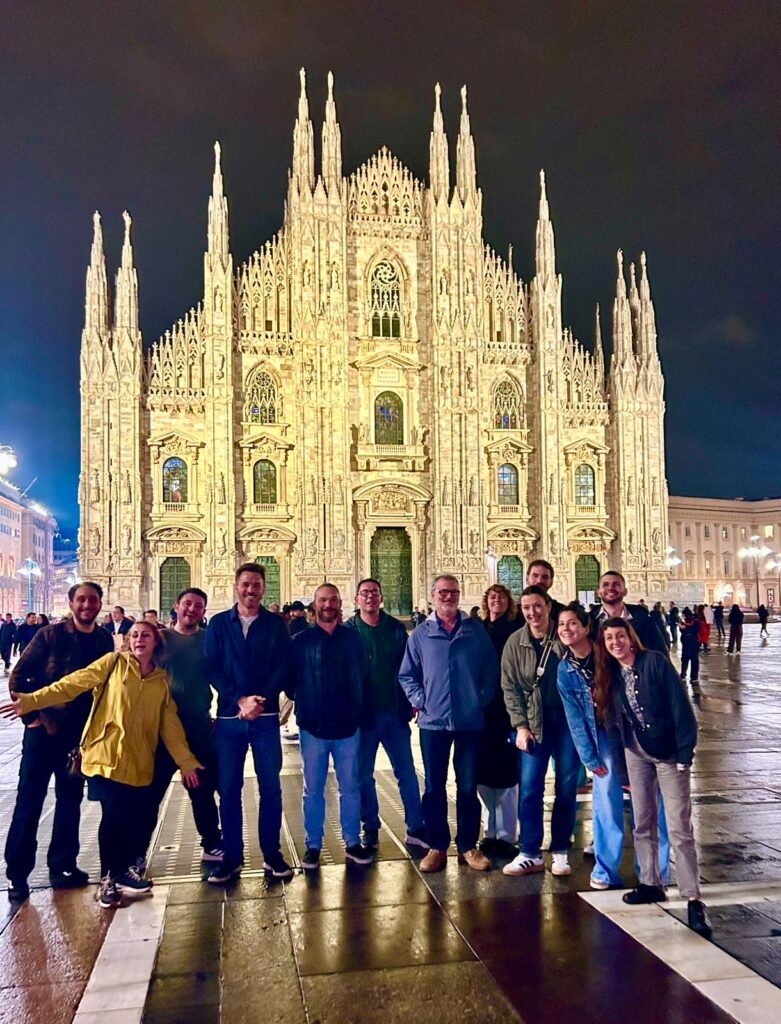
624,737,701,900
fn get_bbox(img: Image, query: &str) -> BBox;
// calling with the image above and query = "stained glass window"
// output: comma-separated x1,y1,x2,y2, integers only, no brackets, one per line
253,460,277,504
574,464,596,505
493,379,522,430
370,261,401,338
162,457,188,503
374,391,403,445
245,369,277,424
498,464,519,505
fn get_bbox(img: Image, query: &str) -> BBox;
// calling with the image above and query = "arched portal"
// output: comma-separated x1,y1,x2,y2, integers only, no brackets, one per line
258,555,281,607
575,554,601,604
498,555,524,600
160,557,191,617
370,527,412,616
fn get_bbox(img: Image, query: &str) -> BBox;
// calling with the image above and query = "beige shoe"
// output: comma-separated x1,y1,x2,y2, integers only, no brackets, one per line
419,849,448,873
458,848,491,871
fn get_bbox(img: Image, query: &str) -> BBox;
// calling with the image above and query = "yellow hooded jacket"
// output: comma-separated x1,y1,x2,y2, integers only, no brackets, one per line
17,651,202,787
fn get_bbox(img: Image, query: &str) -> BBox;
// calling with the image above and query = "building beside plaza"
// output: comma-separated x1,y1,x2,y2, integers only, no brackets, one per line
78,71,670,615
0,477,58,616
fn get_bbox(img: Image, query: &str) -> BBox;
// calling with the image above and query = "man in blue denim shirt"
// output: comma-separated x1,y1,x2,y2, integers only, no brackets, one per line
399,574,499,873
204,563,293,883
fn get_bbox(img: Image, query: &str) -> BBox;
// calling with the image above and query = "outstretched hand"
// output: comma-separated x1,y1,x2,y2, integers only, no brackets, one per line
0,694,24,720
182,770,201,789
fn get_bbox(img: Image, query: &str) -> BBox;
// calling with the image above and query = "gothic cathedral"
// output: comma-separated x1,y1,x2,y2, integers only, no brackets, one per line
78,70,670,614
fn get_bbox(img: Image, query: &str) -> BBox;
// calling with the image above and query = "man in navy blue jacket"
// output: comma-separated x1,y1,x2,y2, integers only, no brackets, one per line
204,563,293,883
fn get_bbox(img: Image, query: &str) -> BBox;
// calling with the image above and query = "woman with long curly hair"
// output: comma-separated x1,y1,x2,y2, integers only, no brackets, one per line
594,617,711,936
476,584,523,858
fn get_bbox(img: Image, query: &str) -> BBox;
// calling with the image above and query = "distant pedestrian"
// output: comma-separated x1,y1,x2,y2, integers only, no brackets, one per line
15,613,40,656
651,602,670,649
0,613,16,674
713,601,725,641
758,604,769,638
727,603,744,653
696,605,711,651
668,602,680,645
679,608,700,686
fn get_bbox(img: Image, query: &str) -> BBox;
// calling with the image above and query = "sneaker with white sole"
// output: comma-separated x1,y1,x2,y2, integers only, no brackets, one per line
262,853,294,879
583,843,595,856
115,868,153,896
404,828,430,850
345,844,373,865
97,876,121,908
207,860,242,885
301,848,321,871
502,854,544,877
551,853,571,876
201,847,224,863
589,876,610,890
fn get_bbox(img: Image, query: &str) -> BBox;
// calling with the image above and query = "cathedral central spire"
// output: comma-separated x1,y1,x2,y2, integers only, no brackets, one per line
292,67,315,195
321,70,342,197
114,210,138,332
535,170,556,282
612,249,634,372
429,82,450,203
85,210,109,333
456,84,476,202
208,141,230,266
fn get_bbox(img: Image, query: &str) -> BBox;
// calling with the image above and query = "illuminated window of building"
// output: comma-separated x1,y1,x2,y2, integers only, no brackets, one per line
498,464,519,506
684,525,691,538
370,261,401,338
162,457,188,503
374,391,404,445
253,460,277,504
704,525,710,538
740,527,747,541
723,556,731,575
574,464,596,506
493,379,522,430
705,558,712,576
765,525,774,540
245,369,277,424
722,526,729,540
685,555,694,575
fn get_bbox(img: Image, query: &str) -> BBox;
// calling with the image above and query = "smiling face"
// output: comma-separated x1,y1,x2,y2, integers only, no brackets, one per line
598,574,627,607
175,592,206,630
432,577,460,619
69,585,102,627
603,625,634,663
557,610,590,649
520,593,550,634
314,585,341,624
486,587,509,620
526,564,553,591
355,581,382,617
128,622,159,660
236,571,265,613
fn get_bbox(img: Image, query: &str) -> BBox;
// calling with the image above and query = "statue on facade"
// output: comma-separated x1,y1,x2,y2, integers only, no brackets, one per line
89,470,101,504
90,527,101,556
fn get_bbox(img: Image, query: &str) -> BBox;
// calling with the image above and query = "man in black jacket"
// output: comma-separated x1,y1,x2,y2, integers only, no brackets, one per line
0,613,16,673
345,578,427,852
591,571,669,653
5,582,113,901
290,583,372,871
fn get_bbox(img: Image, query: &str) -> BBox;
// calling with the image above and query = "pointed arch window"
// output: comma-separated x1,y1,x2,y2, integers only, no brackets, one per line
574,464,596,506
370,260,401,338
498,464,519,506
374,391,403,445
162,457,188,503
245,369,277,424
493,378,522,430
253,460,277,504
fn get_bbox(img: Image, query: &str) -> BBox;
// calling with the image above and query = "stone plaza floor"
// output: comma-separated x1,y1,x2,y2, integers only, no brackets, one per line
1,625,781,1023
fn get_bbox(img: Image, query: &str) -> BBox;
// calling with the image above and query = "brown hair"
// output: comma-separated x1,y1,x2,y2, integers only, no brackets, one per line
127,619,166,657
481,584,518,621
593,617,646,723
235,562,266,582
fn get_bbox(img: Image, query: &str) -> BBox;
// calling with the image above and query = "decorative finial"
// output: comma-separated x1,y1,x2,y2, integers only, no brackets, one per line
327,70,334,97
434,82,441,107
299,67,307,95
461,84,468,109
122,210,131,237
214,140,221,162
93,210,101,230
640,250,647,270
617,248,624,271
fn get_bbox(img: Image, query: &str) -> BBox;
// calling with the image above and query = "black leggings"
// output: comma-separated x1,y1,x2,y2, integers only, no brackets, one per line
87,775,149,879
681,647,699,682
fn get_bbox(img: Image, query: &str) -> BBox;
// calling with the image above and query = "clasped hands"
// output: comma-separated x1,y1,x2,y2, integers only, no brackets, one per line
237,695,266,721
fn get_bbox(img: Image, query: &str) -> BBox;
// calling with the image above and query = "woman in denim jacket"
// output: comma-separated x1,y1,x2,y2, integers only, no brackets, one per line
556,603,669,890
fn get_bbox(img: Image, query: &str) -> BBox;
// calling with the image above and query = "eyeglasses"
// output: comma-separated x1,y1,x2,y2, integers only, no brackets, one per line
435,589,460,597
357,589,381,597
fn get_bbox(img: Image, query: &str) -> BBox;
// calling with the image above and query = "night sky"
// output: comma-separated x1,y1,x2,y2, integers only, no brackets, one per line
3,1,780,534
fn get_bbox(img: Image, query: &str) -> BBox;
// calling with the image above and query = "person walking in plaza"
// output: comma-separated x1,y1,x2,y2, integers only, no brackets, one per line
0,612,16,674
345,578,427,853
556,603,670,891
667,602,680,645
2,583,114,902
758,603,770,638
727,602,744,653
1,620,201,909
591,572,668,653
702,603,714,649
595,618,711,937
477,584,523,858
136,588,223,872
501,586,579,878
679,608,701,687
399,574,500,874
14,613,40,656
204,563,294,883
712,601,725,642
290,583,373,870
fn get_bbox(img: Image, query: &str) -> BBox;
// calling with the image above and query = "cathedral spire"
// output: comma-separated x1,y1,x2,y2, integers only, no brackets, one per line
638,251,660,366
612,249,634,371
594,303,605,378
208,142,230,267
114,210,138,332
535,170,556,282
628,259,641,353
85,211,110,333
456,84,477,202
292,67,315,195
429,82,449,203
321,70,342,198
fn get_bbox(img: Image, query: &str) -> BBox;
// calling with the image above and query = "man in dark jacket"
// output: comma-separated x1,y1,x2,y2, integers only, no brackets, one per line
102,605,133,647
727,603,744,653
290,583,372,871
591,571,669,653
204,563,293,883
14,613,40,656
0,613,16,673
5,582,113,901
345,578,427,852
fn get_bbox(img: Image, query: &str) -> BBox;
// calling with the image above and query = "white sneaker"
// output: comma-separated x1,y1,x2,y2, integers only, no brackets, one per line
590,877,610,890
502,854,544,877
583,843,595,856
551,853,571,876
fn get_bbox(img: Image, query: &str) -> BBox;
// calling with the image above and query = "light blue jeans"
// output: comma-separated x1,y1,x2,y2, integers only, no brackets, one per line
591,727,670,886
300,728,361,849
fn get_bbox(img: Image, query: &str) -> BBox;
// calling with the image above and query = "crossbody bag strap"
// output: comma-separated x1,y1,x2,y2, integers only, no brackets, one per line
534,626,557,682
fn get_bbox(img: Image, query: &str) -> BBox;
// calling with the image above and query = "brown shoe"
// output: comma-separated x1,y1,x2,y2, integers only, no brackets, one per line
458,848,491,872
419,849,448,873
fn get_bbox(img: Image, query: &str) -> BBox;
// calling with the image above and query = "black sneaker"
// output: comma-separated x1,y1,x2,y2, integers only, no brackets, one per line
405,828,431,850
8,878,30,903
345,844,373,865
262,853,294,879
115,868,153,896
207,860,242,885
50,867,90,889
688,899,713,938
97,876,121,908
301,848,321,871
622,884,667,905
492,838,520,859
363,829,380,849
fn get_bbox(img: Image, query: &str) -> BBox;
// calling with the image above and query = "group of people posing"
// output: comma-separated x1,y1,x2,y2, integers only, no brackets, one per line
0,559,711,938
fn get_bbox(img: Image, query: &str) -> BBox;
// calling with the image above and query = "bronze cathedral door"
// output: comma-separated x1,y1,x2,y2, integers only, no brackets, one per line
370,528,413,616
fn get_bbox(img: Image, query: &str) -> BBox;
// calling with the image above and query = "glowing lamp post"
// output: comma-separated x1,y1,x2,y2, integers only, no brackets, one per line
0,445,18,477
18,558,42,614
738,535,772,609
665,547,682,571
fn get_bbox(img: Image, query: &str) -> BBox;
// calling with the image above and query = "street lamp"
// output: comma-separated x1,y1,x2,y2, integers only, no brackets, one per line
18,558,42,614
0,445,18,477
665,546,682,570
738,535,772,609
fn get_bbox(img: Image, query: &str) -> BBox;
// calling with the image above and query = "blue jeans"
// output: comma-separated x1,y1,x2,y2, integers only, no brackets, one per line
519,717,580,858
215,715,283,864
359,712,424,834
300,729,361,849
419,728,481,853
591,728,670,886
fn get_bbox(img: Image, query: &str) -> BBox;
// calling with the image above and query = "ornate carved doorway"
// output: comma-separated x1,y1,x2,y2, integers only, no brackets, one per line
498,555,524,600
575,554,601,605
258,555,281,607
370,528,412,616
160,557,191,616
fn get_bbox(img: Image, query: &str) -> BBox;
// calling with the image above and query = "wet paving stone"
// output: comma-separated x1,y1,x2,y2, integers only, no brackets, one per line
282,860,432,913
